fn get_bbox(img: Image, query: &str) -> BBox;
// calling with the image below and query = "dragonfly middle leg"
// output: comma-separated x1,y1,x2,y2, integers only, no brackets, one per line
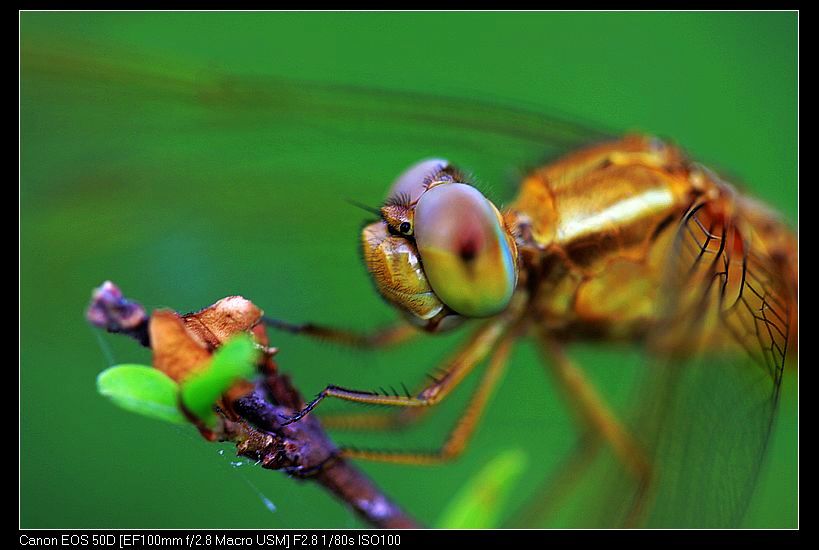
318,406,430,432
316,319,519,432
279,313,517,426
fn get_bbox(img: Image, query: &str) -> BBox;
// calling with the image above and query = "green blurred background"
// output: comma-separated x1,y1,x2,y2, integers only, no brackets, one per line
20,11,797,528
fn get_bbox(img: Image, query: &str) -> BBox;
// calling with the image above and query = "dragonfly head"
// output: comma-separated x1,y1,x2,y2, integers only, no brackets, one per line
361,159,519,331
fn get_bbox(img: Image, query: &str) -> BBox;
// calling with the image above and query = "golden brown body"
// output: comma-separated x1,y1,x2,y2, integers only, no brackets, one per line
508,135,797,364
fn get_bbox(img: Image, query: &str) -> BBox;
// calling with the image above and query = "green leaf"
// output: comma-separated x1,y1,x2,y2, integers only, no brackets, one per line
180,334,257,425
436,448,528,529
97,365,187,424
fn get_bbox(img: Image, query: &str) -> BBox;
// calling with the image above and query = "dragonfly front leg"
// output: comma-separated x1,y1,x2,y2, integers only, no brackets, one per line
280,316,513,426
262,317,419,349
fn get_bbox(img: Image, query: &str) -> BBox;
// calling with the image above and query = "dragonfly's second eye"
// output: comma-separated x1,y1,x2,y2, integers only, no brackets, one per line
386,158,450,205
414,183,518,318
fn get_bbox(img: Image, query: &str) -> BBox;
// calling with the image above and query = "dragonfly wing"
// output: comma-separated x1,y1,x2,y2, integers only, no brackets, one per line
591,193,796,527
21,36,612,192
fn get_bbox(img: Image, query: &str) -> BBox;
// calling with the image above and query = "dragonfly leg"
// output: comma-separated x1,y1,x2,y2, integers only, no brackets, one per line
536,334,654,526
280,314,515,426
321,316,530,435
262,317,419,349
338,323,519,465
318,407,430,432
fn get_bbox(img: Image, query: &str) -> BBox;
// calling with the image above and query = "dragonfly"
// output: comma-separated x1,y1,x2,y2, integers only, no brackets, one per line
256,87,798,529
22,40,797,528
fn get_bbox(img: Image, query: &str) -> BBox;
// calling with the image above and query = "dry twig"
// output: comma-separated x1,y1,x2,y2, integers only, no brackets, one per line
86,281,418,529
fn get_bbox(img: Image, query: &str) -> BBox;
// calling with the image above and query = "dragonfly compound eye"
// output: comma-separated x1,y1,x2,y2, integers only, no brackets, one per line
414,183,518,317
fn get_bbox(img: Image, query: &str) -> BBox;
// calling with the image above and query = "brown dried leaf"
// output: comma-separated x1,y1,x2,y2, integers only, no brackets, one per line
150,310,212,382
182,296,263,349
150,299,266,427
